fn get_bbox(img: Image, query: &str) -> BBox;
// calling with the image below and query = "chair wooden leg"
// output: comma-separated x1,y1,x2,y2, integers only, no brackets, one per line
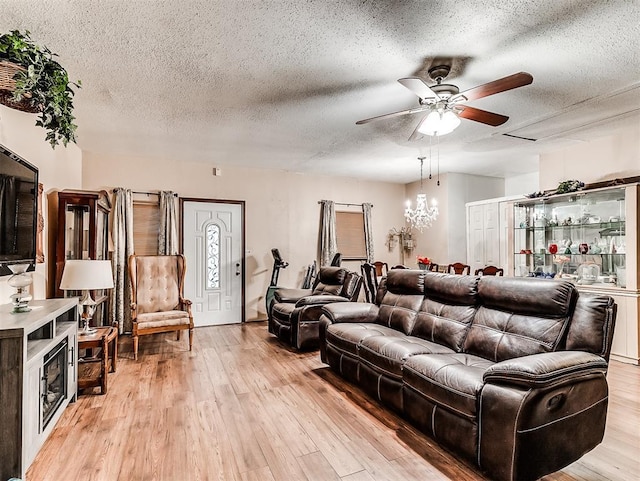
133,335,139,360
189,328,193,351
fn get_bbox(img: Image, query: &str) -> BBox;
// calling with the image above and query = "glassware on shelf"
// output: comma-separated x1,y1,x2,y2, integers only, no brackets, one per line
577,263,600,285
513,185,630,289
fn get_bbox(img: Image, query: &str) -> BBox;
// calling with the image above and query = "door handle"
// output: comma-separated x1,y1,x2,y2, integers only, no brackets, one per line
235,263,241,276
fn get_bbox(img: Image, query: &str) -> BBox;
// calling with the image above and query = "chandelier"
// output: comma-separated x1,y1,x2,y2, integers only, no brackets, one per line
405,156,439,231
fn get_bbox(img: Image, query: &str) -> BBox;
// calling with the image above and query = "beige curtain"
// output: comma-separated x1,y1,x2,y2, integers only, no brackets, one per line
112,188,134,333
363,203,374,263
319,200,337,266
159,191,179,255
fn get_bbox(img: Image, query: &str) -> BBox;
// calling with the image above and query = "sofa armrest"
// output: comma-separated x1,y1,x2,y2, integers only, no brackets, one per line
321,302,379,324
483,351,608,388
295,295,349,307
274,288,312,303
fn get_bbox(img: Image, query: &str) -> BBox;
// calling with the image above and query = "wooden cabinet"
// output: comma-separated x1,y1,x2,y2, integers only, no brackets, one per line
0,299,78,481
53,189,112,326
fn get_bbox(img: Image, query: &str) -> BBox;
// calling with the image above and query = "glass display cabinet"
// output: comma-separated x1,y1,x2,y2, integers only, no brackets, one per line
54,190,112,326
513,183,639,365
513,185,636,291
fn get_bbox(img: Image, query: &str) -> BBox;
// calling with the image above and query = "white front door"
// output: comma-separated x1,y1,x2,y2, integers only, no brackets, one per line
183,201,244,326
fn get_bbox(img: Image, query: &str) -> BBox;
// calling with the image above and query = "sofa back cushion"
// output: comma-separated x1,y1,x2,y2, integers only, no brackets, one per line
376,270,425,334
565,294,616,360
463,277,576,362
313,267,347,295
411,273,480,351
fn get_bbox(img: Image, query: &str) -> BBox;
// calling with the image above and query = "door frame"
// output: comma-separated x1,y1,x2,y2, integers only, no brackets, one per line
179,197,246,323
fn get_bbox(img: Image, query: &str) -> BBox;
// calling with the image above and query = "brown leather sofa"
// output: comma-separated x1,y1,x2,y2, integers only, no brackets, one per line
319,269,616,481
269,266,361,350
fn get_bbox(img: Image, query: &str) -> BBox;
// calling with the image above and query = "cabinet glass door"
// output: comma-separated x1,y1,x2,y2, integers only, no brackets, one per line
514,187,626,288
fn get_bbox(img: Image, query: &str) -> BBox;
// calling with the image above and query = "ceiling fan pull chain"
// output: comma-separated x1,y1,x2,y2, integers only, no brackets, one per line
437,136,440,186
429,136,433,179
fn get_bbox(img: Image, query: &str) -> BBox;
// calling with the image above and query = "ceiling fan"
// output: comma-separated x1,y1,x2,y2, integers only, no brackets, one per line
356,65,533,140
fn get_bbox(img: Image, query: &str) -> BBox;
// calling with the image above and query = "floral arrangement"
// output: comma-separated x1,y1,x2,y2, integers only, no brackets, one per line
525,179,585,199
417,256,431,265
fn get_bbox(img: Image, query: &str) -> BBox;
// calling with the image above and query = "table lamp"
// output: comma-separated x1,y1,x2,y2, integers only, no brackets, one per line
60,259,114,335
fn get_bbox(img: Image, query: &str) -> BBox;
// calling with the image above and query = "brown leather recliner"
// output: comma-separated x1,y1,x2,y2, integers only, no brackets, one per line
319,270,617,481
269,266,361,350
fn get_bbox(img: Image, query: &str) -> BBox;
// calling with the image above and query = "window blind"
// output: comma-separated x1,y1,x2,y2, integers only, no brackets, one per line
335,211,366,259
133,201,160,256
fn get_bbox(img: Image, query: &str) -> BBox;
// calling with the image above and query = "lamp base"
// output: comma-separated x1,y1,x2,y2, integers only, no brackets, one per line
78,292,97,335
79,319,97,336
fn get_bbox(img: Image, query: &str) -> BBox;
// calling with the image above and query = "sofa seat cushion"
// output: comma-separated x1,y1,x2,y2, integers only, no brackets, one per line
359,336,455,379
325,323,404,356
403,353,495,419
271,302,296,325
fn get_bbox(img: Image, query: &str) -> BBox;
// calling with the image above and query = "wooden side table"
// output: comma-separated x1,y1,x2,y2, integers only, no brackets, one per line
77,326,117,395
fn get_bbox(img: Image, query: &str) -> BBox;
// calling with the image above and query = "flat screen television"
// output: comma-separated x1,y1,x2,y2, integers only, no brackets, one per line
0,144,38,276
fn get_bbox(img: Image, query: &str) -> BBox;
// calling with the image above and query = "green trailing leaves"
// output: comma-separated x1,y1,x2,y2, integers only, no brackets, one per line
0,30,81,148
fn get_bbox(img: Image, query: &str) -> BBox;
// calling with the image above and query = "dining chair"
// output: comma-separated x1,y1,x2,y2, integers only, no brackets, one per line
360,262,378,303
373,261,389,277
447,262,470,275
475,265,504,276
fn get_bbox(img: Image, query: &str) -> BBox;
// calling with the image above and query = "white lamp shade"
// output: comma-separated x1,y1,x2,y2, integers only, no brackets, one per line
60,260,114,290
418,109,461,136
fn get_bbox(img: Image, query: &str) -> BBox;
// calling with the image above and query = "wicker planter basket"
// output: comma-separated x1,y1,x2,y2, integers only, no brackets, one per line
0,60,40,113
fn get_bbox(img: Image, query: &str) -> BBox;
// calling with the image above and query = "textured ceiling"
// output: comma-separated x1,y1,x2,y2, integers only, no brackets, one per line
1,0,639,183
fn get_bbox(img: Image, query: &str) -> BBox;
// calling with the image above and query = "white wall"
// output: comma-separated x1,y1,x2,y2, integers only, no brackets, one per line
505,172,539,197
539,124,640,191
0,105,83,301
82,151,406,321
404,172,504,267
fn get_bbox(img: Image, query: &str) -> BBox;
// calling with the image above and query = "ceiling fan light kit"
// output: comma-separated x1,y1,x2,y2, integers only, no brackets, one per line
417,108,461,136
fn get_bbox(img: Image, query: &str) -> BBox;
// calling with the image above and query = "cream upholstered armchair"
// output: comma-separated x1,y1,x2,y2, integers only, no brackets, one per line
128,254,194,360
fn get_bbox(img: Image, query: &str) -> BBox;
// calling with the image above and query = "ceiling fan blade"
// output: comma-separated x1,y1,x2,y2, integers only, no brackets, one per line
398,77,441,100
457,105,509,126
453,72,533,102
356,106,430,124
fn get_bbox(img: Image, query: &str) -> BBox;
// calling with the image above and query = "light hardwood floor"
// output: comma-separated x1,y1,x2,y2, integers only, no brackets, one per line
27,322,639,481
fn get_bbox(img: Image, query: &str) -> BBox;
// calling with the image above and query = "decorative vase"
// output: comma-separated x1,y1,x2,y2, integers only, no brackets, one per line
579,243,589,255
548,243,558,254
418,263,428,270
7,264,33,313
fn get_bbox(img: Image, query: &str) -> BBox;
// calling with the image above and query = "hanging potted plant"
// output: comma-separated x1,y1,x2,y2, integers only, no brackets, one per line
0,30,81,148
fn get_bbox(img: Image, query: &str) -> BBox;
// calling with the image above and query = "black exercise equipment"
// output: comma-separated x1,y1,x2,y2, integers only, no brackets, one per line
266,248,289,317
270,248,289,286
